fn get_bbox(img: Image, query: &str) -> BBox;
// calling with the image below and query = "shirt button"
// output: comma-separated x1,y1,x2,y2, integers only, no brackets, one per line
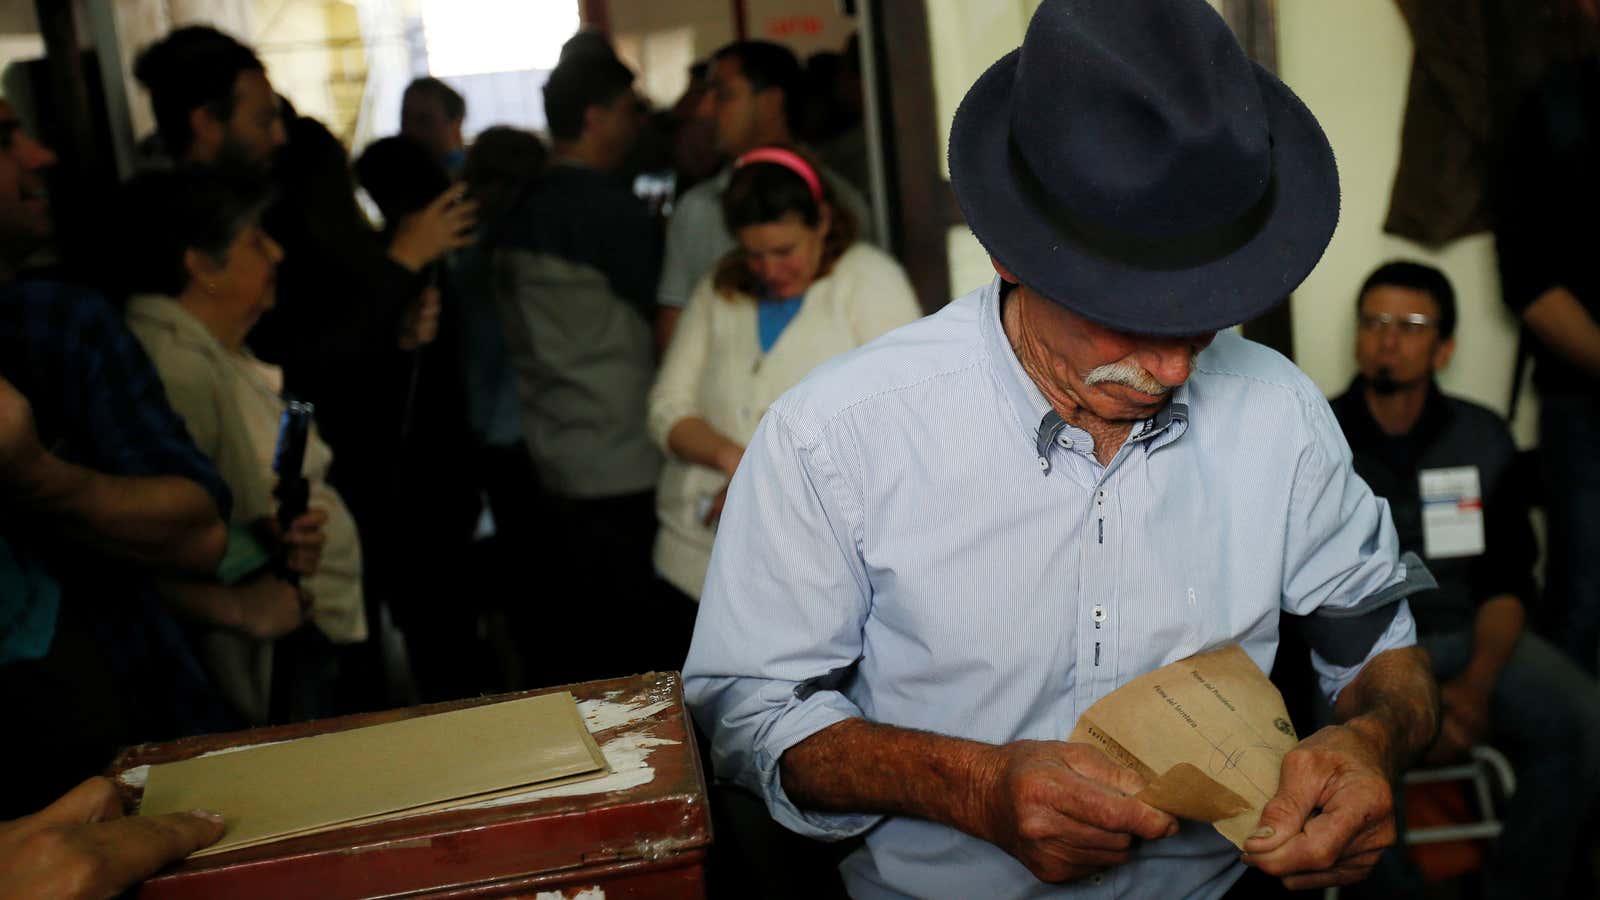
1092,605,1107,623
1090,874,1105,885
1056,435,1073,449
1038,456,1049,471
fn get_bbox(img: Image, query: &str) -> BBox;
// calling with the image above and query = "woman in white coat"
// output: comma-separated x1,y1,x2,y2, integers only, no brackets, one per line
649,146,922,602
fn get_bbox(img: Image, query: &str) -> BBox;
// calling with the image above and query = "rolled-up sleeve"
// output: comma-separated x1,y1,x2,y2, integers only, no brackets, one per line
1281,396,1430,701
683,408,882,840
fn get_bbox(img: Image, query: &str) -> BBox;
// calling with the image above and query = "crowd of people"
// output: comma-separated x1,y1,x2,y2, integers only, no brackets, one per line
2,2,1600,898
0,20,908,825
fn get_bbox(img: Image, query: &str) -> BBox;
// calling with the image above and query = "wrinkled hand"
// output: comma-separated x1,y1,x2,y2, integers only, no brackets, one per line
0,777,223,900
237,576,308,640
1425,677,1491,765
1243,722,1396,891
398,285,442,351
0,375,45,483
388,184,477,272
978,741,1178,884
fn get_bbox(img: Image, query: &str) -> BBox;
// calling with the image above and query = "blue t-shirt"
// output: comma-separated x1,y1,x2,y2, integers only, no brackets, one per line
758,294,806,353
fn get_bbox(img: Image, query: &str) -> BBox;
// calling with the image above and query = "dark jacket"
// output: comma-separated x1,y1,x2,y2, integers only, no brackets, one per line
1330,378,1537,636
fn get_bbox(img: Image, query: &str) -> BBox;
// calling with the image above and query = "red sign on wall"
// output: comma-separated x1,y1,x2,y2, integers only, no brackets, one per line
767,15,824,37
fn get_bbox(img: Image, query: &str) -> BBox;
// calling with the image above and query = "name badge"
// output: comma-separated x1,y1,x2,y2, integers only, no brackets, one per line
1419,466,1485,559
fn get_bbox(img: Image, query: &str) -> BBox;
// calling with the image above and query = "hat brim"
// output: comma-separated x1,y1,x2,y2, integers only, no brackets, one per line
948,49,1340,336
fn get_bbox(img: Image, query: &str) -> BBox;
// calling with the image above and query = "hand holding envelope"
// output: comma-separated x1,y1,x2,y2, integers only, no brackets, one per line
1067,645,1300,848
1068,644,1401,891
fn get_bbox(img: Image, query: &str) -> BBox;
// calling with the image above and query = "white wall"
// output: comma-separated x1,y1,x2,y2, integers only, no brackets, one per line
607,0,733,107
744,0,856,61
1277,0,1535,443
254,0,367,143
924,0,1038,297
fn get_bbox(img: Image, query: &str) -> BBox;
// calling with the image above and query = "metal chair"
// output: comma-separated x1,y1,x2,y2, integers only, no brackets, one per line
1323,745,1516,900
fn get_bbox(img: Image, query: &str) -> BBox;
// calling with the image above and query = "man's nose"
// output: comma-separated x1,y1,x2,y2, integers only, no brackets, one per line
695,91,716,121
1141,341,1197,387
20,133,56,171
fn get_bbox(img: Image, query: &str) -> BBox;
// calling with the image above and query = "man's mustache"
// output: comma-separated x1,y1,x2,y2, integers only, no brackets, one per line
1083,351,1200,396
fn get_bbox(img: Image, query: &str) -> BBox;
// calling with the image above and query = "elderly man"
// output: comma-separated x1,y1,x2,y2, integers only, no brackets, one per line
1331,261,1600,899
682,2,1440,898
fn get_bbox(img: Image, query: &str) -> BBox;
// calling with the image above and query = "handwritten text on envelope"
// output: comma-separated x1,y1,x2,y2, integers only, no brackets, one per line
1068,645,1299,848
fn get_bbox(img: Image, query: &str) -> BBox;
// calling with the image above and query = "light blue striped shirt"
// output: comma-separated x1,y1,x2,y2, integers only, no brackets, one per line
683,278,1422,900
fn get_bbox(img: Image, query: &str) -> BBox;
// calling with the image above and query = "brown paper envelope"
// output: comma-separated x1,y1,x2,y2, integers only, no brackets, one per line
1066,645,1300,849
179,767,612,856
1068,718,1160,784
1135,763,1254,822
140,692,608,856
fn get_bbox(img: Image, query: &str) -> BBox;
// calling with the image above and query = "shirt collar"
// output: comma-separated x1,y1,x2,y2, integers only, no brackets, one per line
979,276,1054,443
979,277,1191,469
126,293,225,355
1332,375,1450,450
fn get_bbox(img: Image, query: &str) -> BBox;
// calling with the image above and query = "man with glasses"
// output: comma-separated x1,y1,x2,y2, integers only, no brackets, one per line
1330,260,1600,899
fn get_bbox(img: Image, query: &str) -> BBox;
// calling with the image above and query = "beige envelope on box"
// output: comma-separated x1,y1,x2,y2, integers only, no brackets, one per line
1068,645,1299,848
139,692,609,856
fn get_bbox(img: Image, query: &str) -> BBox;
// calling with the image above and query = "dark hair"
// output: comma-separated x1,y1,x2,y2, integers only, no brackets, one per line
559,30,619,66
402,77,466,122
713,146,858,300
712,41,802,98
114,168,272,297
542,55,635,142
462,126,546,227
711,41,803,134
1358,260,1457,339
134,26,265,158
264,115,368,255
463,126,546,188
354,135,451,225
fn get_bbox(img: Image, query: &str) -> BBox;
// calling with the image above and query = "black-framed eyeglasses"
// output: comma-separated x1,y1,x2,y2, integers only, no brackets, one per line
1358,312,1435,336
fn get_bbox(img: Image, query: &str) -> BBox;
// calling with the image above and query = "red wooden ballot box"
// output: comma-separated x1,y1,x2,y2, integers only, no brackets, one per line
107,672,711,899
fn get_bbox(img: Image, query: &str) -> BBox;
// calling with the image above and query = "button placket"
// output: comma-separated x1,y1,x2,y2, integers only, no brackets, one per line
1085,479,1118,680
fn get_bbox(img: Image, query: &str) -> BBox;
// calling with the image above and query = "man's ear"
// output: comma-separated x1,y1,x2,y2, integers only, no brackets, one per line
1432,336,1457,371
581,102,604,137
182,246,218,292
188,105,224,161
990,257,1019,284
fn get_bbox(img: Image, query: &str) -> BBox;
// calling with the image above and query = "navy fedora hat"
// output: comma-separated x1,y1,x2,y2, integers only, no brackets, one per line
948,0,1339,336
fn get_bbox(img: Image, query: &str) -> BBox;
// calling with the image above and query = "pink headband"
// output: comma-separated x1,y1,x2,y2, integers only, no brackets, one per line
734,147,823,204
